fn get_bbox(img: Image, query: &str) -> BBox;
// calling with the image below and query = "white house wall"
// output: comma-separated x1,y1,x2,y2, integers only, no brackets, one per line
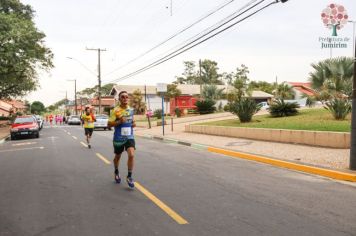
146,95,170,113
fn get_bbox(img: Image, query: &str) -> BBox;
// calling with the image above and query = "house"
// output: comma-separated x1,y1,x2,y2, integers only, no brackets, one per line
0,100,13,116
110,84,274,115
287,82,315,100
90,96,116,114
110,85,166,112
7,100,27,114
287,82,316,106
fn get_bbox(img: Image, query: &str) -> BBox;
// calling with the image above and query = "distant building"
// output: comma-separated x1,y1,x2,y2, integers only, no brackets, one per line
286,82,316,106
287,82,316,100
110,84,274,115
90,96,116,114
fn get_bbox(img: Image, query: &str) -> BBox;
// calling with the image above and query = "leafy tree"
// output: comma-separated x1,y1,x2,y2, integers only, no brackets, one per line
174,61,199,84
31,101,45,114
174,60,223,85
199,59,223,85
248,81,275,94
166,84,182,99
77,83,115,98
0,0,53,99
230,64,251,101
130,89,146,114
47,105,55,112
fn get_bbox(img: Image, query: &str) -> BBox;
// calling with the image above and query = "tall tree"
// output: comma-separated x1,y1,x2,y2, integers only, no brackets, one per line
78,83,115,98
31,101,45,114
130,89,146,114
248,81,275,94
231,64,251,101
174,61,198,84
200,59,223,85
0,0,53,99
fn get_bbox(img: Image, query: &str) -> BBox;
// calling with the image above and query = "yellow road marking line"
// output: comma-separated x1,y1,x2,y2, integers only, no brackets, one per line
80,142,88,147
12,142,37,146
72,136,77,140
135,182,188,225
95,153,111,164
207,147,356,182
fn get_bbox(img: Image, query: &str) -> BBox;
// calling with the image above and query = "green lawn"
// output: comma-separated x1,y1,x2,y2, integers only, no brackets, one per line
195,109,351,132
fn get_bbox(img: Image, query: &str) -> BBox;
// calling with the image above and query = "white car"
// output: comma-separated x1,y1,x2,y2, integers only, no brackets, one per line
258,102,269,109
94,114,111,130
67,115,81,125
35,115,44,130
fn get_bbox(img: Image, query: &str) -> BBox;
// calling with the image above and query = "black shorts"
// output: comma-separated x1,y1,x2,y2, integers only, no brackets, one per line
84,128,94,136
113,139,135,154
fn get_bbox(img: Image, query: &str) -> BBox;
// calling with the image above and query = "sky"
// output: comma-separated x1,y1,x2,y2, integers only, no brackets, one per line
21,0,356,106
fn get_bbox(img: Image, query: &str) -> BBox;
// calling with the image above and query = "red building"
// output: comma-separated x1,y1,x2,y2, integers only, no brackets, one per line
170,95,198,115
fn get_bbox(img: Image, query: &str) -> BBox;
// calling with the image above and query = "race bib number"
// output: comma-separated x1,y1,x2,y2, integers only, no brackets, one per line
121,127,131,136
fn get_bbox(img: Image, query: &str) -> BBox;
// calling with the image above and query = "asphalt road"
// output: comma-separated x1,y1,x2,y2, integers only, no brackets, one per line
0,124,356,236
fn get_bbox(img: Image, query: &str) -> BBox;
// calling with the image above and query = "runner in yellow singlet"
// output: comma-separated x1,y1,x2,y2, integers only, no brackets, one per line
81,107,96,149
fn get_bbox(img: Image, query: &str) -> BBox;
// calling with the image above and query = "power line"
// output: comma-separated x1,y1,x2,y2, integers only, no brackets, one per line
104,0,240,77
107,0,274,83
112,0,259,80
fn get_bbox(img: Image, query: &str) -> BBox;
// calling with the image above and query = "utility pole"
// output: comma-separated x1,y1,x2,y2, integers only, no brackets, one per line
67,80,77,115
86,47,107,114
350,36,356,170
199,59,202,95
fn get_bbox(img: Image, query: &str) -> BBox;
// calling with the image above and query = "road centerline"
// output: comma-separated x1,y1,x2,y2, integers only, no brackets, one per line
95,153,111,164
135,182,189,225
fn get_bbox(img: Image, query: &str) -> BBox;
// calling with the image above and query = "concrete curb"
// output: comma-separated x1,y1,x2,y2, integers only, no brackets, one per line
0,134,10,144
136,134,356,182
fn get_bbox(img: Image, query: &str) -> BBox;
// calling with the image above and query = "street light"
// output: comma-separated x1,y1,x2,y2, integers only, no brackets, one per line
66,57,97,76
67,79,77,115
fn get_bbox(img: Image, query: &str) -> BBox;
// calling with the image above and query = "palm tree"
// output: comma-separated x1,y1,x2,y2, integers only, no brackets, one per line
274,82,295,100
201,84,224,101
309,57,353,98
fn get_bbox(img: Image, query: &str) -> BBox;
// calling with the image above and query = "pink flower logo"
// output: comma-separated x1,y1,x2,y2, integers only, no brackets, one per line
321,3,348,36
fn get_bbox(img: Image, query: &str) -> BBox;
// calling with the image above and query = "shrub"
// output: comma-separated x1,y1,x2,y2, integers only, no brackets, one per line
0,116,10,120
175,108,182,117
268,99,300,117
229,98,261,122
324,98,351,120
195,100,216,114
223,104,230,112
154,109,162,119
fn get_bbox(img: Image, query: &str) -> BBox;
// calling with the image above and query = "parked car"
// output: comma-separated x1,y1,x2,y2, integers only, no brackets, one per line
94,114,111,130
67,115,81,125
10,115,39,140
35,115,44,130
258,101,269,109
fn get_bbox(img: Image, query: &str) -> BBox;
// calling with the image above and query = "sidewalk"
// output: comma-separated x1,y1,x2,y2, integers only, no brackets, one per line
0,126,10,143
135,112,351,172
